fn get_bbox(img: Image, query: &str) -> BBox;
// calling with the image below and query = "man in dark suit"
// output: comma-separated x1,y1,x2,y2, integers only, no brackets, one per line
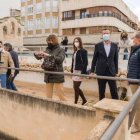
91,29,119,100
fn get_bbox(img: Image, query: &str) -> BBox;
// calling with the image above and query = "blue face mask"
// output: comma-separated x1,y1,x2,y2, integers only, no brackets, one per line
103,34,110,41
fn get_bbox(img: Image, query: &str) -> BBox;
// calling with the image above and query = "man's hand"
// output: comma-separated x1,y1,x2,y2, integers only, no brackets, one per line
9,73,14,78
120,75,127,78
90,73,97,76
89,73,97,79
116,73,120,77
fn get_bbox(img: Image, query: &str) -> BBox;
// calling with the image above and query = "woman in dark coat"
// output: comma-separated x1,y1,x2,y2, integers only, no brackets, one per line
71,37,88,105
34,34,66,101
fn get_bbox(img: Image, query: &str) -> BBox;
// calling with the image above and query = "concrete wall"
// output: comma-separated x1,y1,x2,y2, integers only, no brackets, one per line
0,89,131,140
61,17,135,32
0,89,96,140
23,32,135,45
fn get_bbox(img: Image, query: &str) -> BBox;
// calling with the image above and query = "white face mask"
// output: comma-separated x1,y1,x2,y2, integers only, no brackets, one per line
0,48,3,52
74,42,80,48
102,34,110,41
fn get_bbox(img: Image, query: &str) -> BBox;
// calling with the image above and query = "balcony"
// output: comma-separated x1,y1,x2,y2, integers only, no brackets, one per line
62,13,138,31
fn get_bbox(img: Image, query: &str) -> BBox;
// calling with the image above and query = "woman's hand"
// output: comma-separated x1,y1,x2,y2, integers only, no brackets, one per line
34,52,51,58
41,52,51,58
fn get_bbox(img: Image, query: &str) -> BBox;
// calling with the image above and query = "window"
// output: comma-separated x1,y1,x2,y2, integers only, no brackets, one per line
36,18,43,29
80,28,86,34
63,29,75,35
80,9,87,19
45,1,51,12
36,3,42,13
27,20,34,30
21,7,26,16
11,22,15,34
108,11,112,16
52,0,58,12
18,28,21,36
3,26,8,35
104,11,108,16
63,11,74,20
44,18,51,29
52,16,58,28
27,6,33,14
99,11,103,16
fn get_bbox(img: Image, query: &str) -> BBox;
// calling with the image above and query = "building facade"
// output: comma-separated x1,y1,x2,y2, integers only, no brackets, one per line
22,0,139,45
10,9,21,17
59,0,139,36
21,0,59,38
0,17,23,48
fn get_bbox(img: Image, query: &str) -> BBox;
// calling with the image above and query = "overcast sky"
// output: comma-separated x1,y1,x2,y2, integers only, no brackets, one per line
0,0,140,20
0,0,20,18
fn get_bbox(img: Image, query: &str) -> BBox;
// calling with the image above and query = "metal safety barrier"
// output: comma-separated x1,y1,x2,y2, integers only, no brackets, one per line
101,87,140,140
1,66,140,139
0,66,140,83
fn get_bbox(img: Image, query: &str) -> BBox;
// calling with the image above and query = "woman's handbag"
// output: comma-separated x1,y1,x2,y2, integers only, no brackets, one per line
41,57,57,71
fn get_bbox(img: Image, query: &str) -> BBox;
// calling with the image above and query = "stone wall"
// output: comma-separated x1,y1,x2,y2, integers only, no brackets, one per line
0,17,23,48
0,89,96,140
0,89,130,140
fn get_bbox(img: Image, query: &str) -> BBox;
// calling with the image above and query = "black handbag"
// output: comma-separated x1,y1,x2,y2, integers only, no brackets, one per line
41,57,57,71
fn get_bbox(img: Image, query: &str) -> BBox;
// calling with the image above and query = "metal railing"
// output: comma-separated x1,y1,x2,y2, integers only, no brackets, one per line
1,66,140,139
0,66,139,83
101,87,140,140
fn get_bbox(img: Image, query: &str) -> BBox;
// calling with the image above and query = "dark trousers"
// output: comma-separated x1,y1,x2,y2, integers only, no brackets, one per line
6,74,17,91
97,68,118,100
73,81,87,105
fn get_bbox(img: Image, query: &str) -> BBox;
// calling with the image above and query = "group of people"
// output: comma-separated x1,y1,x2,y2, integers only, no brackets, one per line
34,29,128,105
34,30,140,134
1,29,140,133
34,35,88,105
0,41,19,90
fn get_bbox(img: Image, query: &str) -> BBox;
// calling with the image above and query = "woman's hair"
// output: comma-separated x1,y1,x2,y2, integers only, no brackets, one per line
73,37,83,52
120,32,128,40
46,34,59,45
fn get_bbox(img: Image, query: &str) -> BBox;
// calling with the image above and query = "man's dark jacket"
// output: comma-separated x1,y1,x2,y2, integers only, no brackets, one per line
7,49,19,76
91,42,118,76
128,45,140,84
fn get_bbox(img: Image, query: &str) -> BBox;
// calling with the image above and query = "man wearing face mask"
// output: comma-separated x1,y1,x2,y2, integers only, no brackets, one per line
91,29,119,100
0,41,14,88
127,32,140,134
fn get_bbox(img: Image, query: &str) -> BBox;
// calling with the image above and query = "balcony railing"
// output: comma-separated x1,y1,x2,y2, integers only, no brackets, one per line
62,13,138,30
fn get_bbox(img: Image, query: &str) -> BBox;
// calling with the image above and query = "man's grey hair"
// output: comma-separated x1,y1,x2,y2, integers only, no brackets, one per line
135,32,140,39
